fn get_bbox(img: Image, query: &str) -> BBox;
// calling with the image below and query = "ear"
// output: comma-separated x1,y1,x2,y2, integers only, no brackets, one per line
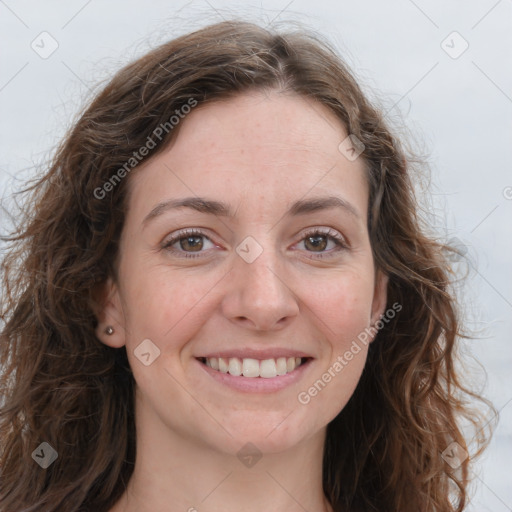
91,277,126,348
369,270,389,341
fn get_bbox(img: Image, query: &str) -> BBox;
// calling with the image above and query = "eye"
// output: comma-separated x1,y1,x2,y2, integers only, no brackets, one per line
161,229,216,258
161,227,348,260
295,228,348,258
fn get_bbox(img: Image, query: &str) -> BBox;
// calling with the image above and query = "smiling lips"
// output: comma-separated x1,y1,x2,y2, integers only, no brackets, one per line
198,356,307,378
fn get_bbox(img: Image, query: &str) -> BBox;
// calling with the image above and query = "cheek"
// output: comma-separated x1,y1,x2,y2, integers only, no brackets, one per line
298,322,370,426
120,267,220,349
294,270,374,414
120,271,219,397
301,268,375,340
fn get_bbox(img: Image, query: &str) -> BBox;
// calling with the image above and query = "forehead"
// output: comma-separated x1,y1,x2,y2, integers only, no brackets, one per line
127,90,369,223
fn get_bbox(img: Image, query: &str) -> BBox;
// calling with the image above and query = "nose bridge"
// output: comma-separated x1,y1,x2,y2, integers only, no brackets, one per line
236,234,286,299
221,233,299,330
241,244,281,292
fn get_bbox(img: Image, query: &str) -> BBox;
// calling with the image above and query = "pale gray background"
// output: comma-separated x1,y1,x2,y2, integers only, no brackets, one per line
1,0,511,509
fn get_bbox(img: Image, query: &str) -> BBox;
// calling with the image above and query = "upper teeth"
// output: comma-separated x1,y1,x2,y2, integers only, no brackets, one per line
204,357,303,378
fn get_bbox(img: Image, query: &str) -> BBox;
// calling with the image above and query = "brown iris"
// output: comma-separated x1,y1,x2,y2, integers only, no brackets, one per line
180,235,204,252
304,234,328,252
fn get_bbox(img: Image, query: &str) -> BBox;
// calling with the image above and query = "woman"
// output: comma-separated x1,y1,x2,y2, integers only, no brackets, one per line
0,20,494,512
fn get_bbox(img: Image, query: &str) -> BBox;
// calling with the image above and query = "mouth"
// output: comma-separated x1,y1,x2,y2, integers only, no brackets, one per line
196,356,312,378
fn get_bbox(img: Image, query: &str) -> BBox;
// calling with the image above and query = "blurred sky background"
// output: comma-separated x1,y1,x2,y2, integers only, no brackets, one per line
1,0,511,509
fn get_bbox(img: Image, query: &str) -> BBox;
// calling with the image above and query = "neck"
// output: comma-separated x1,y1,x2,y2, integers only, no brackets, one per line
109,394,333,512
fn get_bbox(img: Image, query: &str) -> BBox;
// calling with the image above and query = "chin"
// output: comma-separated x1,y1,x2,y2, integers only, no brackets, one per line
208,410,324,457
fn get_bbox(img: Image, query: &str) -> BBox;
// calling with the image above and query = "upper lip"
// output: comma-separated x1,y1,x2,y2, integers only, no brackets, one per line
196,348,313,360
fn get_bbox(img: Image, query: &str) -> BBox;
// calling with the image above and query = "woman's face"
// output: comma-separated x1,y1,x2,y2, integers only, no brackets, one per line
98,90,387,456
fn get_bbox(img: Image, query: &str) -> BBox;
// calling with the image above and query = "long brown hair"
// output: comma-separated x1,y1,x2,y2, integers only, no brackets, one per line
0,20,494,512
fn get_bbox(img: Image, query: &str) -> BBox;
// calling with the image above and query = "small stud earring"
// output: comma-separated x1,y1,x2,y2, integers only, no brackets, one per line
105,326,114,335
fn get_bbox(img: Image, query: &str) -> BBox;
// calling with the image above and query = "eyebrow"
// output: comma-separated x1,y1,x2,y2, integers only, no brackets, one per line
143,195,361,226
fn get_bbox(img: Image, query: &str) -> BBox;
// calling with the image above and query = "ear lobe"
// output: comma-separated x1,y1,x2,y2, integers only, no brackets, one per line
369,271,389,341
92,277,126,348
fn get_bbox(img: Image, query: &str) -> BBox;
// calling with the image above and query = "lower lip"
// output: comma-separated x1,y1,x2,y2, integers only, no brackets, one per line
195,358,313,393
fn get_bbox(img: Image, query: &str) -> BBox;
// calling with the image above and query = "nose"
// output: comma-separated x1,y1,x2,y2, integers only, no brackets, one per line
221,246,300,332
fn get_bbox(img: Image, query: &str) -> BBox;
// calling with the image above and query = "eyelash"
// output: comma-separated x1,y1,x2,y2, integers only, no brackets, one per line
161,227,349,260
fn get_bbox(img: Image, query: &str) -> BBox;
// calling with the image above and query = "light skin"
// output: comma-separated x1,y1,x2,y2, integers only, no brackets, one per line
96,90,388,512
